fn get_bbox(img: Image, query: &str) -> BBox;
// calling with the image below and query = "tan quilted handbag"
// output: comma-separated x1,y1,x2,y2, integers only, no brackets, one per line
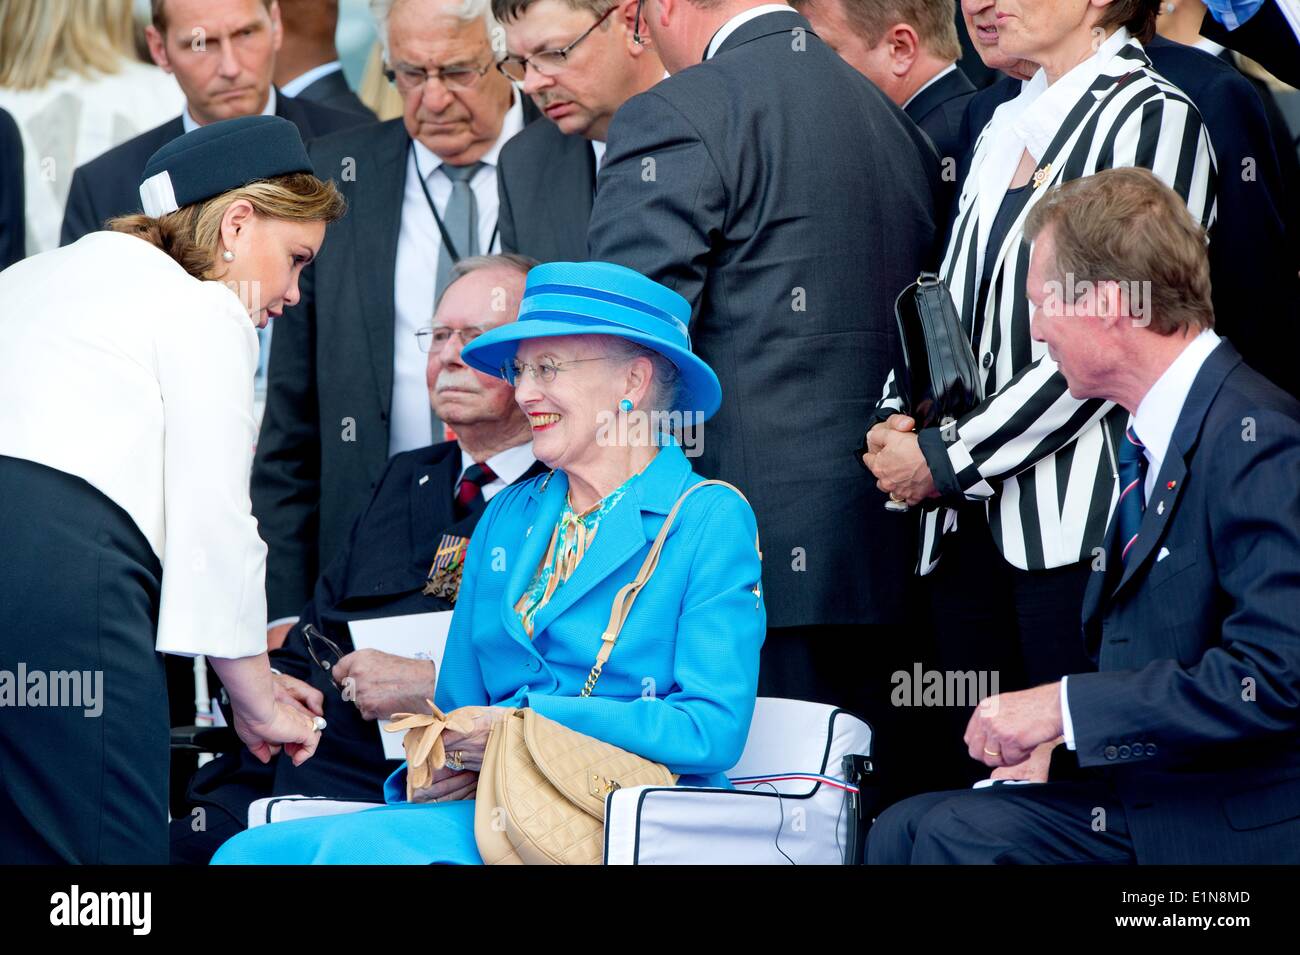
473,479,761,865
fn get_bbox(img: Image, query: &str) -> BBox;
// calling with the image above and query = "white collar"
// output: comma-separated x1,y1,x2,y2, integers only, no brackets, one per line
1192,37,1227,58
1132,328,1222,472
903,62,958,110
411,86,524,178
704,4,794,60
458,441,536,488
279,61,343,98
182,86,276,133
591,139,606,171
1007,26,1132,162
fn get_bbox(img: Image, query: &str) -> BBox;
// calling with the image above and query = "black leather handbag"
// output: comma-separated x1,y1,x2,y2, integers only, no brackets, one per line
890,272,983,430
856,273,983,510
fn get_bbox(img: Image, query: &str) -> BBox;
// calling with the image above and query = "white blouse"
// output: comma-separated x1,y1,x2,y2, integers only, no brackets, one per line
0,231,267,659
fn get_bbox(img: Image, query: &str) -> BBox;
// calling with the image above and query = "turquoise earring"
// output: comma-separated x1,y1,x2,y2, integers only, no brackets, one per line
619,397,634,413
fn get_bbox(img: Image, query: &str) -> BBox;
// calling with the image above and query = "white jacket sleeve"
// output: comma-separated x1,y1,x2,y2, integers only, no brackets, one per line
152,282,267,658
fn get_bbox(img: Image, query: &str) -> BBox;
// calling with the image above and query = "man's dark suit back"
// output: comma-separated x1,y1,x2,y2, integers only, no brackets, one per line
498,117,594,262
1066,342,1300,863
588,10,937,627
59,92,369,244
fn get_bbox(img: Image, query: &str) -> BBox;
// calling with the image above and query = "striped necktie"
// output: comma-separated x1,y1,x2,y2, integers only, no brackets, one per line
1115,425,1148,564
454,462,497,520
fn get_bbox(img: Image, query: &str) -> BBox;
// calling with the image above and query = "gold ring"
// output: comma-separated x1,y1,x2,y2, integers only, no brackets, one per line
445,750,465,771
983,747,1001,758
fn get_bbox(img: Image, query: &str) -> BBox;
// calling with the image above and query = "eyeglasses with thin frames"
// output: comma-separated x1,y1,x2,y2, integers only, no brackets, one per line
415,325,486,353
501,355,616,385
302,624,345,679
384,57,495,93
496,6,617,83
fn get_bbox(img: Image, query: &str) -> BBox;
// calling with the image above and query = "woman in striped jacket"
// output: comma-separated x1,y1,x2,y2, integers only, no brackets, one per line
865,0,1216,701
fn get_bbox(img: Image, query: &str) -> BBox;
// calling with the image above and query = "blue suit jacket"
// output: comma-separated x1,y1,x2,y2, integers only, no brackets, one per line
386,442,765,797
1066,341,1300,863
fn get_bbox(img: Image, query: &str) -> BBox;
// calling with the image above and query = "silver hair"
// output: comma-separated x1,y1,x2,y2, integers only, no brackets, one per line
370,0,506,61
433,252,538,312
598,337,682,419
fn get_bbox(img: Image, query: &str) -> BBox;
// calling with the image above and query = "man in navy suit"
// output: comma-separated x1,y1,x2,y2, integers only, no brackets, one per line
171,255,547,863
869,168,1300,864
60,0,366,244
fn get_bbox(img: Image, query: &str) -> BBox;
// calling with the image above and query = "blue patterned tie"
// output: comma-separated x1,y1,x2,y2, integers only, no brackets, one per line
1115,425,1148,563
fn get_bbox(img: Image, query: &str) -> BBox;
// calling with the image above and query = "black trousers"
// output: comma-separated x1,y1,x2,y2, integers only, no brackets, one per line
0,456,169,864
924,510,1095,788
867,780,1134,864
759,619,953,814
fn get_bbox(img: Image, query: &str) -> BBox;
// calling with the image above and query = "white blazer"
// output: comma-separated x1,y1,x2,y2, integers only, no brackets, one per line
0,231,268,658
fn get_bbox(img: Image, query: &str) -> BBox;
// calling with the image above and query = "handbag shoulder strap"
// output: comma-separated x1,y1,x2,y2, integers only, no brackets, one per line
580,480,761,697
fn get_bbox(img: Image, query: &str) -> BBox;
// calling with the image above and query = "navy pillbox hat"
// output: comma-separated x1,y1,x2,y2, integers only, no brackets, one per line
138,115,312,217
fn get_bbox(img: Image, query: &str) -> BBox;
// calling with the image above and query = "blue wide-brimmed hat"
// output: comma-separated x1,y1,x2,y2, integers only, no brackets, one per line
460,261,722,419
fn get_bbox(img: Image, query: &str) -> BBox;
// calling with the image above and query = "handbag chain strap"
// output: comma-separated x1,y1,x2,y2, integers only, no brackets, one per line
580,479,762,697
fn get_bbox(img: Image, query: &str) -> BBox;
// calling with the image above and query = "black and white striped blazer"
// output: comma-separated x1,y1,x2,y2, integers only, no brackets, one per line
877,35,1217,574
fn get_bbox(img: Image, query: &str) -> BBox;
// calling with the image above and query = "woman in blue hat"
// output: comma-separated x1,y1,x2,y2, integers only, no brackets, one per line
0,116,345,863
211,262,766,864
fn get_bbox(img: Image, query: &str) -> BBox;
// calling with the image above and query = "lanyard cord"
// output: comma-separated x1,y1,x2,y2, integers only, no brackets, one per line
409,139,500,261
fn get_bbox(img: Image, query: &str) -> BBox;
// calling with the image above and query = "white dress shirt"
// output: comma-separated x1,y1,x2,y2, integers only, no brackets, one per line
458,442,538,501
280,62,344,98
591,139,606,172
1061,327,1223,748
0,232,267,659
704,3,795,60
182,87,276,133
389,90,525,456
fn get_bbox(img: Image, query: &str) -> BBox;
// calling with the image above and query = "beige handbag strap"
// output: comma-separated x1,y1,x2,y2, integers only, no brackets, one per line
580,480,761,697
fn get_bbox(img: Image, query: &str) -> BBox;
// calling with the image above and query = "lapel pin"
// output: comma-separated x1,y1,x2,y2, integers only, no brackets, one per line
418,474,429,486
1167,480,1176,490
1157,501,1164,515
1032,163,1053,189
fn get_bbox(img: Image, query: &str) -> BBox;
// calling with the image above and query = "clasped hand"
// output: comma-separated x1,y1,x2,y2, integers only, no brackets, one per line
862,414,939,506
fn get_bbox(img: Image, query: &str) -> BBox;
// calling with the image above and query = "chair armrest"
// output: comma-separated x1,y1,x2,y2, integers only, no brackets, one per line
248,795,385,828
603,784,857,865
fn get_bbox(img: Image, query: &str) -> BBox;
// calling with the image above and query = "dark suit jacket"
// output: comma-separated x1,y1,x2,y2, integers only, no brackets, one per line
252,100,540,621
498,117,595,262
185,442,548,834
588,10,938,628
292,67,376,119
952,41,1300,397
904,66,976,168
0,107,23,270
1066,341,1300,864
59,91,369,244
1201,1,1300,88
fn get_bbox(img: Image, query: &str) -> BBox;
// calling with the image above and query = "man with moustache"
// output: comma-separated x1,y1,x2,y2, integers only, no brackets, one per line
253,0,541,646
494,0,666,262
172,255,547,864
61,0,366,243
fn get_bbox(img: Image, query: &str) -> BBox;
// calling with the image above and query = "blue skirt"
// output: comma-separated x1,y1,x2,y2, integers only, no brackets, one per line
210,800,483,865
